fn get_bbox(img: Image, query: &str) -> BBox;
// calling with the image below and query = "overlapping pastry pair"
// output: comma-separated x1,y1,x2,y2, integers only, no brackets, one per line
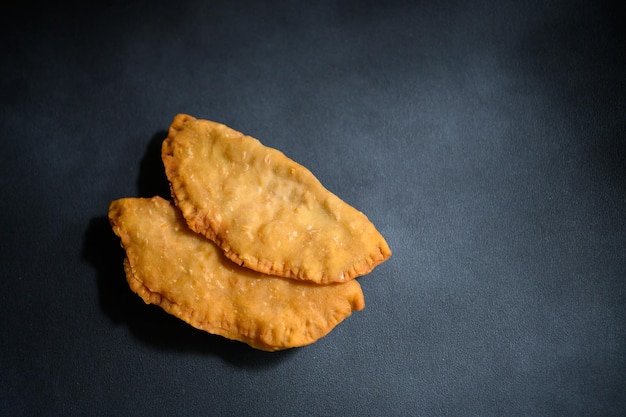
109,114,391,351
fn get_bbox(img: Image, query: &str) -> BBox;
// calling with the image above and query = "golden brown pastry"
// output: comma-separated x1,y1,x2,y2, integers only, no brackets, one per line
162,114,391,284
108,196,365,351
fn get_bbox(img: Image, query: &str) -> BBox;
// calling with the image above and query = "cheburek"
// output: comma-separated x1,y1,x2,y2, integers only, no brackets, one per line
108,196,365,351
162,114,392,284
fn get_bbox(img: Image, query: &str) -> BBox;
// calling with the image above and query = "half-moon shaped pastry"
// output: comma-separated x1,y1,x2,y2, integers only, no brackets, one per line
162,114,391,284
108,196,365,351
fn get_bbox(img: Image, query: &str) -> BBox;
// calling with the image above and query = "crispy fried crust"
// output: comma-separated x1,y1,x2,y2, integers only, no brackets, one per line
108,196,365,351
162,114,391,284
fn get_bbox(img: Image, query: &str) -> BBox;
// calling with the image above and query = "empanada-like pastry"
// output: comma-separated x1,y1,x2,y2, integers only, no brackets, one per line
162,114,391,284
108,196,365,351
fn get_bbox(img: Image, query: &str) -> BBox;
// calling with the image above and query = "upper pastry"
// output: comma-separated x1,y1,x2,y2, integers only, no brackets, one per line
162,114,391,284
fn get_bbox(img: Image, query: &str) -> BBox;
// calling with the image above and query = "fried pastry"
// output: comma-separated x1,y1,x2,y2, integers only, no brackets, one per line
108,196,365,351
162,114,391,284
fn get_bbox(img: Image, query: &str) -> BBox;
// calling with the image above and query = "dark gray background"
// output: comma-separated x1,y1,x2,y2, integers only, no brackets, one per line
2,1,625,415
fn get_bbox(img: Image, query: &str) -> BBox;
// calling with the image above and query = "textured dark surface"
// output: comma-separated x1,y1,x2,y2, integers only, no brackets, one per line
2,1,625,416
